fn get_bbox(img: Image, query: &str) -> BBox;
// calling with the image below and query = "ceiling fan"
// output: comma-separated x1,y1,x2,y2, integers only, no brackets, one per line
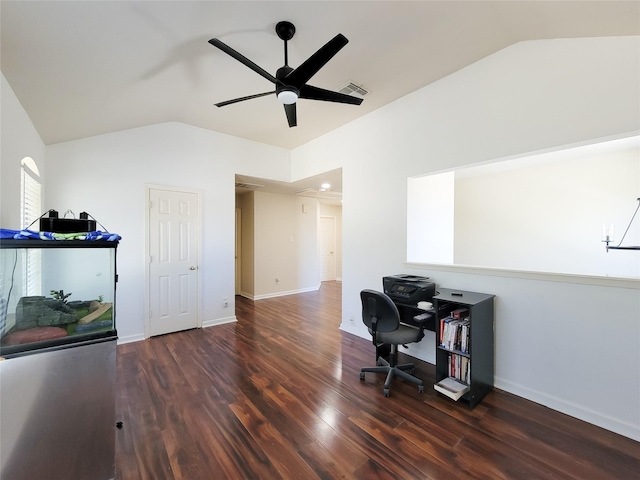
208,21,363,128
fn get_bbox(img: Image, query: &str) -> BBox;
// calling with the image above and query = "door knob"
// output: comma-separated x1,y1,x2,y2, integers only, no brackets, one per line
189,266,196,270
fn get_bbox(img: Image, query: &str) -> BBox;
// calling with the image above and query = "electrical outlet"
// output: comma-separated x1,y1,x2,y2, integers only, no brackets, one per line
223,297,228,307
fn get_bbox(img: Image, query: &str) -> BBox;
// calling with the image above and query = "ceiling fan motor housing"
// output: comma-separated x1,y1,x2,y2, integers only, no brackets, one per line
276,66,299,102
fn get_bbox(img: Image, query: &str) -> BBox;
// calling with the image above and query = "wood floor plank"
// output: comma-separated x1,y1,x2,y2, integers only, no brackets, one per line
115,281,640,479
297,440,362,480
194,402,282,479
453,429,576,480
251,374,370,473
349,409,456,478
229,395,320,479
352,458,401,480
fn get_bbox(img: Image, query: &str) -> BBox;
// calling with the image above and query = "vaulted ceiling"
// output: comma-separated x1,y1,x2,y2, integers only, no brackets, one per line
2,1,638,151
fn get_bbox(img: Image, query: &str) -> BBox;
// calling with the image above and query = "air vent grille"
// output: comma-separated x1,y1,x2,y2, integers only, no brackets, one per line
337,82,369,98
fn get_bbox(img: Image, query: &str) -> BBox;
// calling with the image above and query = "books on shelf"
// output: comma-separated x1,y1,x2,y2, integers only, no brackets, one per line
434,377,470,401
440,316,470,353
447,353,470,383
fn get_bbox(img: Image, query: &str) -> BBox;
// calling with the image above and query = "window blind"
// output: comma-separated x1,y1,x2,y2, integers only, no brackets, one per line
21,166,42,296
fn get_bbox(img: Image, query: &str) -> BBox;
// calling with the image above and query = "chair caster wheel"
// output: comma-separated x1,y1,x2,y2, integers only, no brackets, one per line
418,385,424,394
359,372,365,380
384,389,390,397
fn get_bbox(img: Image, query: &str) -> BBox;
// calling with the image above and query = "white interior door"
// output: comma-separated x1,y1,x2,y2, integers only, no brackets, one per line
319,216,336,281
147,187,200,337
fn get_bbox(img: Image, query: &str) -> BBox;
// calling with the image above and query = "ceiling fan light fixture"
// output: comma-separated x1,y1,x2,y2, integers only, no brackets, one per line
277,89,298,105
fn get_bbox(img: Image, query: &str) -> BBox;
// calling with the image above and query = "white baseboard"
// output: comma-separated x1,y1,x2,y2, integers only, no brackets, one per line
495,377,640,441
339,323,365,338
117,333,145,345
202,316,237,328
116,318,237,343
252,284,320,301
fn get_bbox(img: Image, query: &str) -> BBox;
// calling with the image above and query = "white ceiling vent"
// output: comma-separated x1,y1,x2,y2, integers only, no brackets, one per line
337,82,369,99
235,182,264,190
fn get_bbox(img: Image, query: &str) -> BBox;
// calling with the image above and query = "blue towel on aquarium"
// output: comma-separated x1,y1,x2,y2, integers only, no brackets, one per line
0,228,121,241
0,229,55,239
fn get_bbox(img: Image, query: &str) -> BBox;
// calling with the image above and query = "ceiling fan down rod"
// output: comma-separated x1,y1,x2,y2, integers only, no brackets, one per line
276,21,296,67
284,39,289,67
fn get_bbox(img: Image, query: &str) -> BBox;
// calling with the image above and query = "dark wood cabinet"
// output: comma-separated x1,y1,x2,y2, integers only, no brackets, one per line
433,288,494,409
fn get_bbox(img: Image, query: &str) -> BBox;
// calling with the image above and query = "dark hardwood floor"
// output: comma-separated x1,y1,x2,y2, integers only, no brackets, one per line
115,281,639,479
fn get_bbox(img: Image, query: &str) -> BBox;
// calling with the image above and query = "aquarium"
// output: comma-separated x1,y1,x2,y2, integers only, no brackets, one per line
0,234,119,479
0,239,118,356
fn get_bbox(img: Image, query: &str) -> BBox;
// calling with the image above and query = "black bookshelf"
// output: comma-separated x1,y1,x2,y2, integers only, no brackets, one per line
433,288,495,409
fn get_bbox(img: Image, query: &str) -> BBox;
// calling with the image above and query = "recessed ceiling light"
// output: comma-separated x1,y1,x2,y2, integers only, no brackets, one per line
321,183,331,189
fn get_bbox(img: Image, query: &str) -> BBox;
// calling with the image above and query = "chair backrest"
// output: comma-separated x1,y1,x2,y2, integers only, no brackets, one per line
360,289,400,333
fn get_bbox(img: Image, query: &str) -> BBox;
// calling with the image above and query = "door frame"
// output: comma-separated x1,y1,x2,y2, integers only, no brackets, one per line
144,184,203,338
235,207,241,295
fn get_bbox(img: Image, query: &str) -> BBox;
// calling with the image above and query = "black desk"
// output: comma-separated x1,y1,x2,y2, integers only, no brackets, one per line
394,302,435,331
374,301,435,361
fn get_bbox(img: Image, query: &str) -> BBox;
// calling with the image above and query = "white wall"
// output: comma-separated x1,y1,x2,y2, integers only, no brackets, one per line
292,36,640,440
253,191,320,298
44,123,291,343
1,74,46,229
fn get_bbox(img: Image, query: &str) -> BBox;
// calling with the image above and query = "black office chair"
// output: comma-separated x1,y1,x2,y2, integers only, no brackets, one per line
359,289,425,397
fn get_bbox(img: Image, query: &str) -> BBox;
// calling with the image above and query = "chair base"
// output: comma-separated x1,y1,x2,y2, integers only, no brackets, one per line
360,355,424,397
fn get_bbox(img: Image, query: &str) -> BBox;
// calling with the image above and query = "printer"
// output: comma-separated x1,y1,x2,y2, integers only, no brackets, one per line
383,274,436,305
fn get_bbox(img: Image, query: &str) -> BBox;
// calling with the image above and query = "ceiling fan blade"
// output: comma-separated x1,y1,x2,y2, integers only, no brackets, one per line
284,34,348,88
215,91,274,107
299,85,363,105
209,38,282,86
284,103,297,128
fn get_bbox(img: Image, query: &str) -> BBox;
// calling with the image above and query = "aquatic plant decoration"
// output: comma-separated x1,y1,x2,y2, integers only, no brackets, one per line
50,289,72,303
